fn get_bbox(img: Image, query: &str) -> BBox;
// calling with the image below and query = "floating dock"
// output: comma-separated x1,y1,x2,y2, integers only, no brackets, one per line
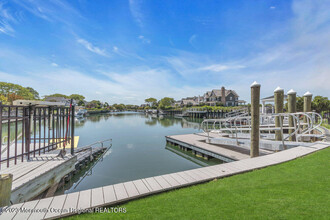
166,133,272,162
1,142,328,219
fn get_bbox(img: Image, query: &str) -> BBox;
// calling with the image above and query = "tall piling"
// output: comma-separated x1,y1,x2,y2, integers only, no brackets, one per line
287,89,297,141
274,86,284,141
0,174,13,207
250,81,260,157
303,91,313,129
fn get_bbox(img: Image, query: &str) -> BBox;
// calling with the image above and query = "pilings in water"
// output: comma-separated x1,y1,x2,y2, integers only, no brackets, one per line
287,89,297,141
274,86,284,141
250,81,260,158
0,174,13,207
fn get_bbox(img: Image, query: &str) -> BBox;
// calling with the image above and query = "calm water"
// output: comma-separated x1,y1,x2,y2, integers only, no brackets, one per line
61,112,221,194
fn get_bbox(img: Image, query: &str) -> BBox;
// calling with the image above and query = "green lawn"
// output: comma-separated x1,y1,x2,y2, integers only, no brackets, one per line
68,148,330,220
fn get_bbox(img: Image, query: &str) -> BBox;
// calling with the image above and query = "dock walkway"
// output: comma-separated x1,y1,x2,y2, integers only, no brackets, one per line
0,142,329,219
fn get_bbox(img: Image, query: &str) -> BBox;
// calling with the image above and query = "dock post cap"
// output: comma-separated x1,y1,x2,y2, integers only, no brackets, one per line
274,86,284,92
287,89,296,95
250,81,260,87
303,91,313,97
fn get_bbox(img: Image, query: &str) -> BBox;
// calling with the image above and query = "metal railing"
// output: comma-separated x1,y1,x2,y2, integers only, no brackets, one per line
201,112,323,146
0,102,75,169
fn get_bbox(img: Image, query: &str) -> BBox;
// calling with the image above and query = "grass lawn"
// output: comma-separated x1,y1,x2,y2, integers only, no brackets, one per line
68,148,330,220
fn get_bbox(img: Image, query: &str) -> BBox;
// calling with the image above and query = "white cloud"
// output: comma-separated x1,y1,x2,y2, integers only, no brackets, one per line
138,35,150,44
77,38,108,57
199,64,245,72
270,6,276,10
0,2,16,36
51,62,58,67
129,0,144,27
189,34,197,47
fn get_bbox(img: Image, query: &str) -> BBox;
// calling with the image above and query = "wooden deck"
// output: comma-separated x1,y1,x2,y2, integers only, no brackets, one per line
0,142,328,220
0,154,77,204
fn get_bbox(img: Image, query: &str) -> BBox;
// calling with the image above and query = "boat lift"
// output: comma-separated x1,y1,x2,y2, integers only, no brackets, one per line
201,111,324,151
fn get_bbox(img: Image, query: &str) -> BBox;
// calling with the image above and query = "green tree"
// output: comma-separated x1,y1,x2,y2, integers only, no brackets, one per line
312,96,330,113
26,87,40,99
0,82,34,101
296,96,304,112
159,97,175,110
145,97,158,108
45,93,68,98
69,94,85,102
87,100,102,109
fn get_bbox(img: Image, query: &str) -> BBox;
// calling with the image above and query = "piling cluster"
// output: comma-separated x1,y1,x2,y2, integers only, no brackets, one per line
250,82,313,157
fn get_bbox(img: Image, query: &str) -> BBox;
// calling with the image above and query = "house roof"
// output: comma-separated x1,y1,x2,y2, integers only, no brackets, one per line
226,90,239,97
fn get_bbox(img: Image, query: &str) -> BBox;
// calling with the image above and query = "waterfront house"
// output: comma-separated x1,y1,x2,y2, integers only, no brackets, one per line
179,86,242,107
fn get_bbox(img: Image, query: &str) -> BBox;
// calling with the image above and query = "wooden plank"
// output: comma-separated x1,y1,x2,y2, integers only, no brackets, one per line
132,179,150,195
162,174,180,187
197,167,219,178
0,203,24,220
61,192,79,216
123,181,139,197
154,176,171,188
113,183,128,201
91,187,104,207
177,171,197,183
44,194,67,219
103,185,117,204
188,169,212,180
13,199,39,220
28,197,53,220
143,177,162,191
77,189,91,210
169,173,188,185
209,165,236,176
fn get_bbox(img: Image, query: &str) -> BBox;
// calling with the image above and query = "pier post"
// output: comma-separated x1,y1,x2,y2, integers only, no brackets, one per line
250,81,260,157
287,89,297,141
303,91,313,129
0,174,13,207
274,87,284,141
71,103,75,155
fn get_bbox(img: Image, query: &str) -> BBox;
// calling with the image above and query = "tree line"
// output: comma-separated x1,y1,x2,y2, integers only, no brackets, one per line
0,82,140,111
145,95,330,113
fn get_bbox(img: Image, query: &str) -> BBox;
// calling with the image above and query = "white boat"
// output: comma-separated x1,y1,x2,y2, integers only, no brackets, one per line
75,109,87,117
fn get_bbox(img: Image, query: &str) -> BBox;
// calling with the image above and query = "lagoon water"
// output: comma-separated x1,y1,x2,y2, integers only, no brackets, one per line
60,112,221,194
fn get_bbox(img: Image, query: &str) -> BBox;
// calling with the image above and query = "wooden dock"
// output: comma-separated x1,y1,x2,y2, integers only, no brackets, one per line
166,133,272,162
0,146,107,205
0,142,328,220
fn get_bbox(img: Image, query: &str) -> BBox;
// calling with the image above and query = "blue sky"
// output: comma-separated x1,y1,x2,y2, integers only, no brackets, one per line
0,0,329,104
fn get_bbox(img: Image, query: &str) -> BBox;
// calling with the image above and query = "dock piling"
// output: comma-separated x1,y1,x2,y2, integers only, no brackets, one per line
0,174,13,207
250,81,260,157
303,91,313,130
287,89,297,141
274,87,284,141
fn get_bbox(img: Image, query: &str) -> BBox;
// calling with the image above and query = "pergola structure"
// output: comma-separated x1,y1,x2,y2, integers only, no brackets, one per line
261,95,288,114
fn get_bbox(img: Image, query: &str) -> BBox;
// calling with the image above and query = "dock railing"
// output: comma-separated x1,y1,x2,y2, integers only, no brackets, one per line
201,112,323,147
0,102,75,169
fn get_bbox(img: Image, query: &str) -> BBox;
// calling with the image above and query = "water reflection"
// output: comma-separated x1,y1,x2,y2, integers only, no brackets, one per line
56,112,222,193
